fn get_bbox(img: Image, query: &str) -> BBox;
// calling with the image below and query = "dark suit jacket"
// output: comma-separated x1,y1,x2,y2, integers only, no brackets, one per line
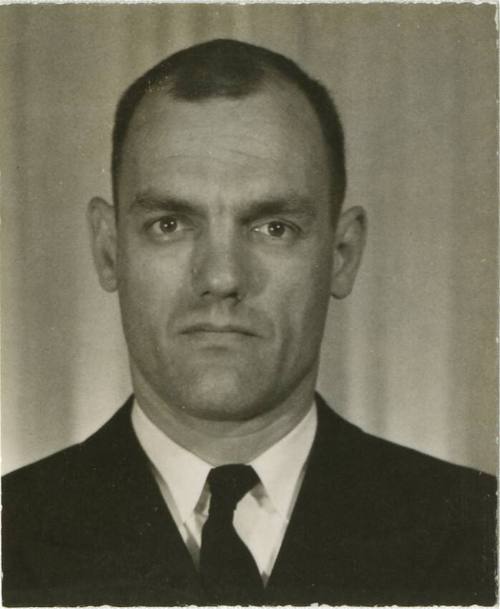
2,395,497,606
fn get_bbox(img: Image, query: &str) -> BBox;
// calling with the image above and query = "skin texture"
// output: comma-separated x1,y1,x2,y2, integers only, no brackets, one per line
89,79,366,463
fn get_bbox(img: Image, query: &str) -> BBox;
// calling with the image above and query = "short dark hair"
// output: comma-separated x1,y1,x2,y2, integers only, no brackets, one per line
112,38,346,213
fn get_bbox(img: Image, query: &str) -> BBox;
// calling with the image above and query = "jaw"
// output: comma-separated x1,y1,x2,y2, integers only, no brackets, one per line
128,349,320,463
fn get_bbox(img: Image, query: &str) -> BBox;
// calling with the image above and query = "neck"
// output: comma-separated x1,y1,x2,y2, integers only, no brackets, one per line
131,372,317,465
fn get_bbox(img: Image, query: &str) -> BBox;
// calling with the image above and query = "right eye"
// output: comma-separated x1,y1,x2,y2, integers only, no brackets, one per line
147,215,193,240
154,217,179,234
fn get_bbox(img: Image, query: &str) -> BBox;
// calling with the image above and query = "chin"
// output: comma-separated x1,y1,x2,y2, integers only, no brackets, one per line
167,371,271,422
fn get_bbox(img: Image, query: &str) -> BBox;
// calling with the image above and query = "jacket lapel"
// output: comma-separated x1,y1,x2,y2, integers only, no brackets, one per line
265,395,449,605
79,397,204,604
264,395,348,602
266,394,398,604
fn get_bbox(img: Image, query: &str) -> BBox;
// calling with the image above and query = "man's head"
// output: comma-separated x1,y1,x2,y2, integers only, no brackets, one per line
89,39,365,427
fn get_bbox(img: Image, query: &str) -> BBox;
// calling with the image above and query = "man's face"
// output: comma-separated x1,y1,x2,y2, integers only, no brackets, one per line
113,81,337,421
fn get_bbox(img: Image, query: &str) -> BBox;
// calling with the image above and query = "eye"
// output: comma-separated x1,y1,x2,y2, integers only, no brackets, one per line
252,220,297,240
148,215,192,239
156,217,179,233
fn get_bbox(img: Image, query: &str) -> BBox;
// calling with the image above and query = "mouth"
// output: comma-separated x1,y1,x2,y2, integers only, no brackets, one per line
181,322,257,337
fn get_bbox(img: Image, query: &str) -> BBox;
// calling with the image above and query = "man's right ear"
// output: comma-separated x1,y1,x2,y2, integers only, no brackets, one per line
87,197,118,292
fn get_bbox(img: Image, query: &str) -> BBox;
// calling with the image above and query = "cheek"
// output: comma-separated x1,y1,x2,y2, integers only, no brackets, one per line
268,249,332,348
116,242,188,333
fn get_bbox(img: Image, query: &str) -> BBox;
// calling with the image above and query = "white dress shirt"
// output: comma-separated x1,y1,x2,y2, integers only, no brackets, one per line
131,401,317,584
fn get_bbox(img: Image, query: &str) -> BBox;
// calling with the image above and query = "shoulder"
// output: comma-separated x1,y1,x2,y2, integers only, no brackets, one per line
2,399,137,524
316,394,496,489
314,395,496,532
312,396,496,604
3,442,85,516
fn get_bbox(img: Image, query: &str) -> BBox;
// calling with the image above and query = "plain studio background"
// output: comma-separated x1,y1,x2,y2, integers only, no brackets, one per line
1,4,497,475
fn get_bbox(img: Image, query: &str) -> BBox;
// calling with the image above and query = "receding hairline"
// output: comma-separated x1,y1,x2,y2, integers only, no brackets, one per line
115,77,335,217
111,39,347,219
122,71,329,157
122,95,333,230
117,65,321,162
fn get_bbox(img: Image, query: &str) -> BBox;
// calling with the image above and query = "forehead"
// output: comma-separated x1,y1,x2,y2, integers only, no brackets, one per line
118,80,331,208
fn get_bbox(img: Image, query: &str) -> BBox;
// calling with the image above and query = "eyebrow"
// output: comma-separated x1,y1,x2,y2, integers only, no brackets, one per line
129,194,201,216
129,191,318,221
238,197,317,223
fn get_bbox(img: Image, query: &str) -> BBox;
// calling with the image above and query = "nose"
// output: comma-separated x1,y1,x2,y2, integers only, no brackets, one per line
191,229,248,303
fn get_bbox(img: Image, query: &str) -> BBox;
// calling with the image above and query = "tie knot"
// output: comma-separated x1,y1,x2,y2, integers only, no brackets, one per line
207,464,259,513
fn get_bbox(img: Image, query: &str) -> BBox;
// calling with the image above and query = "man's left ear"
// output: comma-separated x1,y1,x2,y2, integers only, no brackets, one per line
330,206,367,299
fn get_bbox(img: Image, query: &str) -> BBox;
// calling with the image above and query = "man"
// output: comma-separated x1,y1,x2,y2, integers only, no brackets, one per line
2,39,496,606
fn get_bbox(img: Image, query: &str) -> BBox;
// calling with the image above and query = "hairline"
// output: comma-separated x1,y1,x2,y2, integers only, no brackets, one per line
112,53,346,224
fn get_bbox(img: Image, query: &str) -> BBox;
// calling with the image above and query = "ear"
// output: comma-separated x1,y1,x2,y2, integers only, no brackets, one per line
87,197,118,292
330,206,367,299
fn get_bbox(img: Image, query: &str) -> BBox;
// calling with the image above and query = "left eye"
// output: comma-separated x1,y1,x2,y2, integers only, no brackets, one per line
253,221,293,239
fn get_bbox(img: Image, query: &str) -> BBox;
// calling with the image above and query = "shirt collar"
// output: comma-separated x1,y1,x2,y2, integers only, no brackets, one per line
132,400,317,524
132,404,211,525
249,404,317,521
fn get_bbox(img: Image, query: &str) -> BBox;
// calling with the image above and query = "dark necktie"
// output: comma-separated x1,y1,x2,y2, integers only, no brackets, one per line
199,464,264,605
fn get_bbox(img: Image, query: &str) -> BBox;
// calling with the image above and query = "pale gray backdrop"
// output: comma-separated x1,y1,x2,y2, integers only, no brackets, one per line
2,4,497,474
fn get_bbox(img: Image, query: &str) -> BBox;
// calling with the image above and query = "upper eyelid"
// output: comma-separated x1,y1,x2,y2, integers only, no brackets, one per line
144,213,301,225
144,216,195,238
251,217,306,233
252,219,297,229
145,219,304,236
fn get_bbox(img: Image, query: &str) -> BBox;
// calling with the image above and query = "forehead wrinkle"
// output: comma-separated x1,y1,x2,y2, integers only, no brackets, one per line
133,126,300,167
128,142,310,190
128,85,327,160
125,128,295,178
139,149,277,165
127,134,322,186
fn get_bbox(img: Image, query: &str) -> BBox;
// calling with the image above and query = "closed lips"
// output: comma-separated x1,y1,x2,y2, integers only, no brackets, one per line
181,323,256,336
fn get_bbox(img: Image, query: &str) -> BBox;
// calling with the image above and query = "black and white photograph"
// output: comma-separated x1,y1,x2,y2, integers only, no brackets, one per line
1,3,497,606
